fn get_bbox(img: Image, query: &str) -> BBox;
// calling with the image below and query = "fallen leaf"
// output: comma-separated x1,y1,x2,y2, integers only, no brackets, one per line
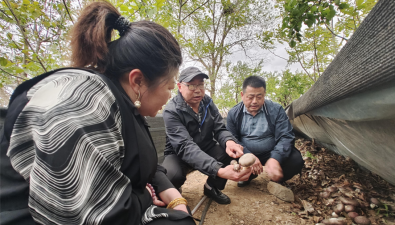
300,199,314,214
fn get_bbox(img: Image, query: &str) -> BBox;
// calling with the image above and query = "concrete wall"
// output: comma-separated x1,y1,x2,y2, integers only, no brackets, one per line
146,116,166,163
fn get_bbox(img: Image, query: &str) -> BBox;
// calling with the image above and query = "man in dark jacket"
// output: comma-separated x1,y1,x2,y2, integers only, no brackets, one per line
227,76,304,188
162,67,252,205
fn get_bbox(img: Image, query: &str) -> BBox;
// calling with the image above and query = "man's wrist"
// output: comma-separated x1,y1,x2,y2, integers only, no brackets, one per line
267,158,280,166
212,162,223,179
226,140,236,146
217,168,224,179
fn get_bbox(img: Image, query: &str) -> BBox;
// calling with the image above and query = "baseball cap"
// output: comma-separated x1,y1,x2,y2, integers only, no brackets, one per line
179,67,209,82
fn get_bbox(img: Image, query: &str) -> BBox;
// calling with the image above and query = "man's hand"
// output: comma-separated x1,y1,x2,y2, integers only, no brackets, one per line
252,156,263,175
217,165,252,182
264,158,283,182
225,140,243,158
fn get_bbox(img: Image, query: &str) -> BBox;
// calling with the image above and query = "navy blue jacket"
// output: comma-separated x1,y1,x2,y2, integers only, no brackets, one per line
226,100,295,164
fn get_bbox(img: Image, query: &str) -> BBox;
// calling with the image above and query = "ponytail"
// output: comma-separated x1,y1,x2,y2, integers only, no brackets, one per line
70,1,182,85
70,1,120,73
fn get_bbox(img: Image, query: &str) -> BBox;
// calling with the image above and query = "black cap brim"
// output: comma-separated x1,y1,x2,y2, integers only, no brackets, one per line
181,73,209,82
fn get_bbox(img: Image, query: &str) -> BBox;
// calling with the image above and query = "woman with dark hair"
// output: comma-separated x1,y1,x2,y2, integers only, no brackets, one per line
0,2,194,225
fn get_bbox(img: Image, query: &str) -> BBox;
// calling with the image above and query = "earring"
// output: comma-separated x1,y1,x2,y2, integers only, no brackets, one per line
135,90,141,108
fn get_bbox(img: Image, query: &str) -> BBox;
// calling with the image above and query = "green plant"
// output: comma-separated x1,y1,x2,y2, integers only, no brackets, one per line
304,151,316,160
376,203,395,217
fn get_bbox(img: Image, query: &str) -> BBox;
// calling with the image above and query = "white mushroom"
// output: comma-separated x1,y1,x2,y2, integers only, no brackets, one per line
354,216,371,225
322,217,347,225
238,153,256,170
233,164,240,171
333,203,344,214
345,205,356,212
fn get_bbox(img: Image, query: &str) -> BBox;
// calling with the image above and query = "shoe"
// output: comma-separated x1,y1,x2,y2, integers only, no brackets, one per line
237,174,258,187
203,185,231,204
237,180,251,187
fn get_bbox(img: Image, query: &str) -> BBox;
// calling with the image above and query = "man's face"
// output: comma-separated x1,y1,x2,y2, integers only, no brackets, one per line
241,86,266,114
178,75,205,106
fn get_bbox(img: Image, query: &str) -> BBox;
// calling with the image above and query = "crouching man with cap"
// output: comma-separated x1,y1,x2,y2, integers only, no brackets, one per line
162,67,252,204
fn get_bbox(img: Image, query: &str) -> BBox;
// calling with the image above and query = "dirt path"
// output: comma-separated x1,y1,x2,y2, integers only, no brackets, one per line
183,171,301,225
181,139,395,225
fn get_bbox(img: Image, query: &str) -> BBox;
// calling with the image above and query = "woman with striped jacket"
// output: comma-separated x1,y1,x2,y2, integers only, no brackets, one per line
0,2,194,225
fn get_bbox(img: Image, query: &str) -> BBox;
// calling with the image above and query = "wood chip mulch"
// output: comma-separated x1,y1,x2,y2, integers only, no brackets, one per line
287,138,395,225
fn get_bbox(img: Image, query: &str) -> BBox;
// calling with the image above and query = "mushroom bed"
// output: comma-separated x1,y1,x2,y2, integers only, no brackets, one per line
182,138,395,225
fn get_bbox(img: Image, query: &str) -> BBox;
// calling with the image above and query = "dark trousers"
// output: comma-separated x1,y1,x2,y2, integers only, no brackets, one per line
253,146,304,182
162,145,232,190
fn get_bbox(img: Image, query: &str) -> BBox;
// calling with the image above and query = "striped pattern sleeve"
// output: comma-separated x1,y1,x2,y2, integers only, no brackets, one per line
7,70,131,225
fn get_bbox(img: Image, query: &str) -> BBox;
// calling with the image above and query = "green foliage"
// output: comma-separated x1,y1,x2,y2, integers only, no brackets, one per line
285,25,339,81
278,0,377,47
215,65,313,113
304,151,316,160
376,203,395,218
280,0,349,45
0,0,75,90
271,0,378,94
113,0,177,31
179,0,275,98
215,61,264,113
265,69,313,107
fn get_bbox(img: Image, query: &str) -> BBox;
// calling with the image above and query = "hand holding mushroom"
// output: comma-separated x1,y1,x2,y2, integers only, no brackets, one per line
251,156,263,175
217,152,254,182
217,164,252,181
231,153,256,172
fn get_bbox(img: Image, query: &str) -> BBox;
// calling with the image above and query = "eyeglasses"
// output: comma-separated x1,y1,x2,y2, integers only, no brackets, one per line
181,83,205,91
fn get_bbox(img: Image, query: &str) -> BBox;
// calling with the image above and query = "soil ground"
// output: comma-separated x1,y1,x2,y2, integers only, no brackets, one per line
182,139,395,225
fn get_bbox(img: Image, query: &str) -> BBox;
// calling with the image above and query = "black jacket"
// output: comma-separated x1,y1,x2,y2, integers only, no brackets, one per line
163,92,237,178
0,68,174,225
226,100,295,164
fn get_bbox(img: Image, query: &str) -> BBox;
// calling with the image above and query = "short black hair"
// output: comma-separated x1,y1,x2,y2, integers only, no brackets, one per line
242,76,266,92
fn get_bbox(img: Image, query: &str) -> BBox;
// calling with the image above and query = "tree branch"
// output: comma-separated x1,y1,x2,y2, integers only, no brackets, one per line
0,67,28,80
182,0,209,21
0,8,11,19
295,51,315,82
62,0,73,23
324,23,348,42
267,49,296,62
181,0,189,7
3,0,47,72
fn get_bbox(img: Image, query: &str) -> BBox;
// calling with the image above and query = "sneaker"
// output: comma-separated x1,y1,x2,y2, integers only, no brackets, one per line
203,185,231,204
237,174,258,187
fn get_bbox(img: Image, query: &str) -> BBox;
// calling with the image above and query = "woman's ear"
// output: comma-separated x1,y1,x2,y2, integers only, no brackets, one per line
128,69,145,93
